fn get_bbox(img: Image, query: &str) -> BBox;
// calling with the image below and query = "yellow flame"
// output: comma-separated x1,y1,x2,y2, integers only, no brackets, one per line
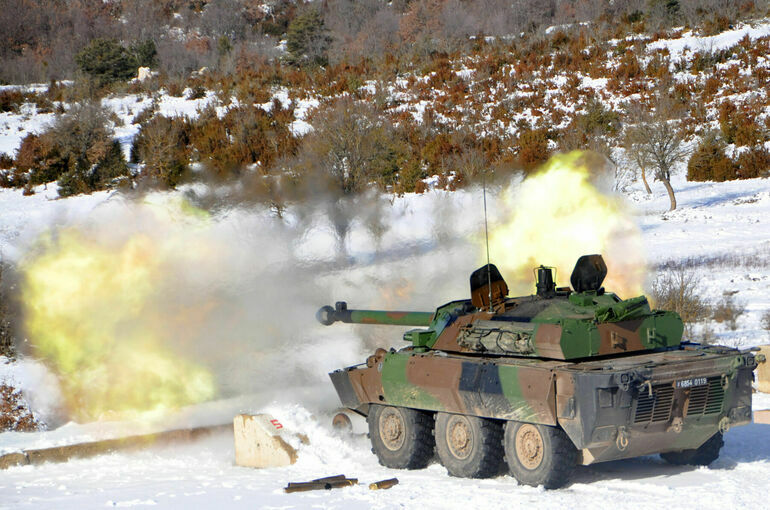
20,199,217,421
488,152,645,298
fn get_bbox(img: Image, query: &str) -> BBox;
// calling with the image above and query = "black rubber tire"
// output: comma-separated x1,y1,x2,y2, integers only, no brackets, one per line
503,421,577,489
434,412,504,478
367,404,435,469
660,432,724,466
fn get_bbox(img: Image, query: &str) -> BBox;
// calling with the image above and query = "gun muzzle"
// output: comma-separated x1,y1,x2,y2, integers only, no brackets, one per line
316,301,433,327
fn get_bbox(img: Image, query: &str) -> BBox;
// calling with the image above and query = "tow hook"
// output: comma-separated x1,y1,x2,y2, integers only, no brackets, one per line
718,416,731,434
616,426,629,451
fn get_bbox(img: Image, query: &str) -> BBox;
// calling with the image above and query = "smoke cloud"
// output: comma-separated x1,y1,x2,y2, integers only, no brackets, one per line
11,151,643,424
488,152,646,298
14,189,478,422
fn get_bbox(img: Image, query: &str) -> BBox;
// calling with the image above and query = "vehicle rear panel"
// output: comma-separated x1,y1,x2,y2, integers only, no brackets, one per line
555,348,756,464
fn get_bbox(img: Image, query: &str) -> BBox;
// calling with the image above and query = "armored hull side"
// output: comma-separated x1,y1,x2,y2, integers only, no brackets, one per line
329,345,758,465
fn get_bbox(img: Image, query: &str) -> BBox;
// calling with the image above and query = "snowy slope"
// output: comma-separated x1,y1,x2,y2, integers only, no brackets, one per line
632,174,770,348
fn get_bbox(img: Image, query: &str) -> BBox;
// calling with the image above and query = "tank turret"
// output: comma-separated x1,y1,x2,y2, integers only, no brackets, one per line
317,254,684,360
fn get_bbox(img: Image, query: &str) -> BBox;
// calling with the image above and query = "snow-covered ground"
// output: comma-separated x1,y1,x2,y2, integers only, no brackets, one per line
1,398,770,510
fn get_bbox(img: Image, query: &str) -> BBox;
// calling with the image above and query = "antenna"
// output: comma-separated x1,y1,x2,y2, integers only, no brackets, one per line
483,172,492,312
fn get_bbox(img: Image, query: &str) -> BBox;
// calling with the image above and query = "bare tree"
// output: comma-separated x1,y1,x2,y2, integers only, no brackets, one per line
623,131,653,194
625,95,689,210
120,0,171,42
324,0,400,62
290,98,403,257
199,0,250,42
298,97,401,194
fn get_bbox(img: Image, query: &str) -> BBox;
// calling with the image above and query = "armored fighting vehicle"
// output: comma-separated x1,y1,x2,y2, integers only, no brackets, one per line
318,255,762,488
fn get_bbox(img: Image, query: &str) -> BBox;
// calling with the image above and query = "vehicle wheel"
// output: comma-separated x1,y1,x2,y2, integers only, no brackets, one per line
660,432,724,466
434,412,504,478
367,404,435,469
503,421,577,489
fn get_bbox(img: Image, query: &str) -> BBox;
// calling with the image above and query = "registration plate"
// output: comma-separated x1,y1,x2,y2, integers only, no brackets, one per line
675,377,708,389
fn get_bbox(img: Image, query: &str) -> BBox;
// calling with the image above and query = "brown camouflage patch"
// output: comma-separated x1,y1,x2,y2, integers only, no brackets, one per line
596,320,645,355
405,355,466,413
534,323,563,358
349,366,385,403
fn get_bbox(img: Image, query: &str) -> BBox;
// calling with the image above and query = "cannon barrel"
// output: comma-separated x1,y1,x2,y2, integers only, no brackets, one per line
317,301,433,327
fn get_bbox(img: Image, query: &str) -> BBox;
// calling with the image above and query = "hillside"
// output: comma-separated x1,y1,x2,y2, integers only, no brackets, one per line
1,1,769,200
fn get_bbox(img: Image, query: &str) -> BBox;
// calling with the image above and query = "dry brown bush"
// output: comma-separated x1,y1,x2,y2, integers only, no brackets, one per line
223,103,297,170
615,52,643,81
0,89,25,113
188,108,231,175
712,293,745,331
517,128,550,171
421,132,461,175
702,14,731,36
719,101,764,146
0,153,13,170
762,309,770,331
687,134,737,182
734,116,765,147
131,115,191,188
13,132,59,185
394,158,426,195
0,384,38,432
702,76,721,99
651,265,711,339
187,102,296,179
644,53,671,81
736,145,770,179
14,101,129,195
164,77,187,97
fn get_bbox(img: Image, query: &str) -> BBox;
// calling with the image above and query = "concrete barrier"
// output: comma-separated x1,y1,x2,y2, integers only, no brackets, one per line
0,452,28,469
755,410,770,425
233,414,306,468
756,345,770,393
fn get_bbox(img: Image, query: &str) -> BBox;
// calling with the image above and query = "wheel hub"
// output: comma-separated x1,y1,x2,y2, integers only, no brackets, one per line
379,408,406,451
515,424,544,470
446,416,473,459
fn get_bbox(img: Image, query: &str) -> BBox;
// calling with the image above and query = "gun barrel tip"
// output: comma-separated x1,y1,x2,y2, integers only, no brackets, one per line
317,305,336,326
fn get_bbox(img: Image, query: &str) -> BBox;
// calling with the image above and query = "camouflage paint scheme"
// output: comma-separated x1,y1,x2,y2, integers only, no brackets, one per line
322,257,760,465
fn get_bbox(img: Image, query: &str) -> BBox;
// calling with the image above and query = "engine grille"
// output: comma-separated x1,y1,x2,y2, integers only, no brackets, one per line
685,377,724,416
633,377,724,425
634,384,674,424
